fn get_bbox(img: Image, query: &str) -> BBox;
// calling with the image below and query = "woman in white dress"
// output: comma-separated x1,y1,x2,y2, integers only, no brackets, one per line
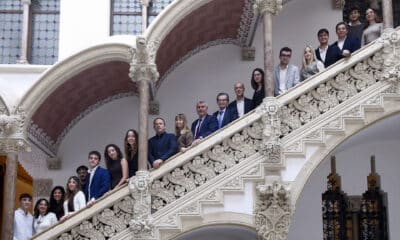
33,198,57,235
60,176,86,221
362,8,383,45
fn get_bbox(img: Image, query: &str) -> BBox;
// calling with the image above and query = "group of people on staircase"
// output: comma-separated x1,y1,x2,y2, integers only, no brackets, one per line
12,6,384,240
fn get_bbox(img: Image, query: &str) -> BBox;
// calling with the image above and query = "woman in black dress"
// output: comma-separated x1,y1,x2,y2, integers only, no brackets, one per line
104,144,128,189
251,68,265,107
124,129,139,177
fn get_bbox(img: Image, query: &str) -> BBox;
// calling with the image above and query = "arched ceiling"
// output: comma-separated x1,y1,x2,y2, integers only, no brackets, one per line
27,0,254,154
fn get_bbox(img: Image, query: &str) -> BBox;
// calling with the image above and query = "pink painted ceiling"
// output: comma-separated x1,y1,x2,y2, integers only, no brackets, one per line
30,0,248,146
32,61,135,141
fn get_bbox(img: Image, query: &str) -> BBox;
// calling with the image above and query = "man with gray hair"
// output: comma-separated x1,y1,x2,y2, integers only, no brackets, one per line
191,100,218,145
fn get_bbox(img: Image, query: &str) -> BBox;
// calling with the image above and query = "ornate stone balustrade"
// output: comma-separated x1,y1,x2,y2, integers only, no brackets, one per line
32,28,400,240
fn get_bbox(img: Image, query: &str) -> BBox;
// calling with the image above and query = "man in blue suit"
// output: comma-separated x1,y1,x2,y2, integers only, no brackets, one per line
213,92,235,129
84,151,111,205
191,100,218,145
274,47,300,96
228,82,253,120
325,22,361,67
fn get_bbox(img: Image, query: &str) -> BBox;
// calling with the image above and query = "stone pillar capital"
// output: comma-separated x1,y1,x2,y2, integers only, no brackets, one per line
255,177,292,240
140,0,151,7
21,0,31,5
256,97,285,169
0,107,30,154
253,0,282,15
129,37,159,82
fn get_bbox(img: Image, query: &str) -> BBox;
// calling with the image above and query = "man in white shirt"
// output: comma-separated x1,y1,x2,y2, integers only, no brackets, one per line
273,47,300,96
14,193,33,240
315,28,329,65
228,82,254,120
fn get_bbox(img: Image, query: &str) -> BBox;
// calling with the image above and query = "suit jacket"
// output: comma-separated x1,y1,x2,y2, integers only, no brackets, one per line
213,107,235,129
228,98,253,121
84,166,111,201
324,36,361,67
148,132,178,165
315,48,324,65
274,64,300,97
191,114,218,139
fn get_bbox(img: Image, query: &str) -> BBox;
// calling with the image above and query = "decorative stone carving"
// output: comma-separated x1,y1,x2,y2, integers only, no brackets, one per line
379,28,400,93
46,157,61,170
256,97,284,169
140,0,150,7
0,139,30,154
333,0,345,9
150,121,263,211
33,178,53,198
0,115,19,136
253,0,282,15
242,46,256,61
149,100,160,115
129,37,159,83
254,178,291,240
128,170,155,239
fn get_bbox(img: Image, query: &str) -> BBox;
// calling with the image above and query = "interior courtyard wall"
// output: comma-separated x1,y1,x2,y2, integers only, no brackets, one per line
288,114,400,240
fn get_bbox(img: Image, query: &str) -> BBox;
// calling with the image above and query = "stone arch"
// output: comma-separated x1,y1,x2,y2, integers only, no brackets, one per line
290,103,400,206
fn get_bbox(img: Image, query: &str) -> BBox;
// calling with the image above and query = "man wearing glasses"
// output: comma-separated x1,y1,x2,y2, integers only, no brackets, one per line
274,47,300,96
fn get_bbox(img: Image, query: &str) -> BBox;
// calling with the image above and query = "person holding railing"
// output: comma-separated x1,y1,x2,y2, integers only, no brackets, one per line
60,176,86,222
213,92,235,129
191,100,218,146
104,144,128,189
124,129,140,177
33,199,57,235
362,8,383,45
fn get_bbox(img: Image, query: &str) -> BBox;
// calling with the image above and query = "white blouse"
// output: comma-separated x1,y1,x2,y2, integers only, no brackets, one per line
63,191,86,215
33,212,57,234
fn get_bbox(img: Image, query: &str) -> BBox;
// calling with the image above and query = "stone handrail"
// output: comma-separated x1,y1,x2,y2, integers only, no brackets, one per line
32,28,400,240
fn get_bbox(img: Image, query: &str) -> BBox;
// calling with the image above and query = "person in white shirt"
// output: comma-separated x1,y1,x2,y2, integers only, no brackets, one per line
273,47,300,96
60,176,86,222
228,82,254,121
315,28,329,66
33,198,57,235
13,193,33,240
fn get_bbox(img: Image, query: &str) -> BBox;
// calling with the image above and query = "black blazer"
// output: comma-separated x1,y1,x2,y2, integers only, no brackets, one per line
213,107,235,129
315,48,324,64
228,98,254,121
325,36,361,67
191,114,218,139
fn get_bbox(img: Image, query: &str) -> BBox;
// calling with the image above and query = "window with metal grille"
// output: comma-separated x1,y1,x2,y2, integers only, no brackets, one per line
111,0,142,35
0,0,23,64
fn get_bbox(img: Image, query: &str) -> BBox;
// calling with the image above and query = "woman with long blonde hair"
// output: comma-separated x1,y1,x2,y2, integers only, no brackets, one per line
300,45,325,82
175,113,193,152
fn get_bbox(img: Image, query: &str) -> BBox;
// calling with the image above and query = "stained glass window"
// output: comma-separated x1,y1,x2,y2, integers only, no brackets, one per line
30,0,60,65
148,0,173,25
111,0,142,35
0,0,23,64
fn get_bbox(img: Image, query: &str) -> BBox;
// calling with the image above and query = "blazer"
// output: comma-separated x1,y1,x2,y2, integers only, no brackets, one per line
84,166,111,201
228,98,253,121
191,114,218,139
213,107,235,129
274,64,300,97
324,36,361,67
148,132,178,165
315,48,324,65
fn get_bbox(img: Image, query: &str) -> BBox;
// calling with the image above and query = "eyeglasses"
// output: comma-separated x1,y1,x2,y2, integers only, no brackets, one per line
280,54,291,57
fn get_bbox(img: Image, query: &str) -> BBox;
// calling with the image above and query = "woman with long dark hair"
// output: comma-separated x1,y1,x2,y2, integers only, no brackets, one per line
362,8,383,45
33,198,57,234
251,68,265,107
105,144,128,189
48,186,65,220
124,129,139,177
60,176,86,221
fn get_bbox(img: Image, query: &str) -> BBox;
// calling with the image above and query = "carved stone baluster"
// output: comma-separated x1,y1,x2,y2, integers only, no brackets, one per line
256,97,285,169
254,0,282,97
254,176,292,240
129,37,159,171
379,28,400,93
128,170,155,239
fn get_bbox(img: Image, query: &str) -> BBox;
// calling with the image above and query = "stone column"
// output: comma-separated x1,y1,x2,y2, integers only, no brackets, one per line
0,108,30,240
382,0,394,28
17,0,31,64
254,0,282,97
140,0,150,33
129,37,159,171
1,152,18,240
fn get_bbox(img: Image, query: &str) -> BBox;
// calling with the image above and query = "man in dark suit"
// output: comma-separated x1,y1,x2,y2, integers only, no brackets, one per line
228,82,253,121
325,22,361,67
213,92,235,129
148,117,178,169
191,100,218,145
315,28,329,66
84,151,111,205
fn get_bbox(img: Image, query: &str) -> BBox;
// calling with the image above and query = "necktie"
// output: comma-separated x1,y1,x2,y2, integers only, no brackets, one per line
195,119,202,139
218,110,224,128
